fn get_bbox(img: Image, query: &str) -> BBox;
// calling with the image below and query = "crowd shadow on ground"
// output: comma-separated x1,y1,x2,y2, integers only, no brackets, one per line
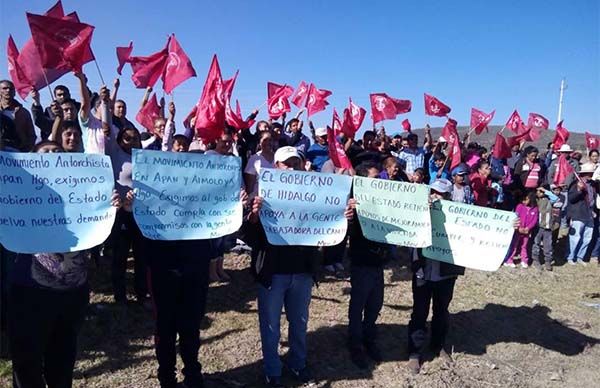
206,303,599,387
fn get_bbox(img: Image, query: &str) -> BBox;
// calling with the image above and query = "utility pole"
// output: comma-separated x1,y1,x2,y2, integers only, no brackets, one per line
557,78,567,124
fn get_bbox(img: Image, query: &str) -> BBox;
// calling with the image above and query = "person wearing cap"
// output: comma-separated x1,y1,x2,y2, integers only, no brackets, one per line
245,146,355,386
450,164,472,204
566,162,596,265
407,178,465,375
306,127,330,172
546,144,579,186
428,152,450,184
285,118,311,154
513,146,545,190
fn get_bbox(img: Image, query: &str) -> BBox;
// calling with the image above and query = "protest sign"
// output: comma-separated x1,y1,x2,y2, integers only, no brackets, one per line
132,150,242,240
258,168,352,246
423,200,517,271
0,151,116,253
353,176,431,247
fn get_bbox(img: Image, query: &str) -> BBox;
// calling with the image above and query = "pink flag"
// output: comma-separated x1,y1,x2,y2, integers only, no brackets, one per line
193,55,227,143
370,93,411,123
162,34,196,94
505,110,526,134
291,81,309,108
401,118,411,132
492,133,513,159
424,93,451,117
470,108,495,135
341,97,366,138
332,108,343,135
7,35,33,99
327,126,352,169
226,100,255,130
267,81,293,99
527,112,549,130
441,118,459,145
116,41,133,75
305,83,332,117
552,121,569,151
129,37,170,88
267,83,293,119
26,12,95,72
553,154,575,186
135,93,161,132
585,132,600,150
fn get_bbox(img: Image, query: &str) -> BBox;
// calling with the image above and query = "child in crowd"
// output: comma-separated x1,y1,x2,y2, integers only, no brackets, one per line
505,191,539,268
411,167,425,184
450,164,472,204
532,185,559,270
428,153,449,184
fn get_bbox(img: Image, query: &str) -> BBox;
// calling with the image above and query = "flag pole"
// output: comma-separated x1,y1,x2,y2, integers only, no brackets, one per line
93,58,105,85
40,68,54,101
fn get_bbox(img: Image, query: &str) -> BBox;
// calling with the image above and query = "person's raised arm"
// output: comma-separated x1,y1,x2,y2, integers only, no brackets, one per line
30,89,53,139
99,85,111,136
140,86,152,110
424,124,433,150
162,101,176,151
49,101,63,142
76,72,90,122
110,78,120,108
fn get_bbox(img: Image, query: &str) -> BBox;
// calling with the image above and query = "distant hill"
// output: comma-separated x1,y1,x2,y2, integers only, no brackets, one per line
409,125,589,153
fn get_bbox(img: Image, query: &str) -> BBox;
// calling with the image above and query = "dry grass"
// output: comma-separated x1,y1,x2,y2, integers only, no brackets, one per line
1,243,600,387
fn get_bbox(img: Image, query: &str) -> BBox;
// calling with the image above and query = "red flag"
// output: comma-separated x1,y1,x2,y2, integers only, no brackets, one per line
162,34,196,94
492,133,513,159
193,55,226,142
291,81,309,108
341,98,366,138
527,112,549,130
505,110,526,134
26,12,94,72
129,37,170,88
332,109,343,135
306,83,332,117
552,121,570,151
135,93,161,132
226,100,255,130
218,71,238,106
46,0,65,17
441,118,461,169
267,83,292,119
327,127,352,169
424,93,451,117
62,12,95,64
401,119,411,132
470,108,495,135
267,82,293,99
553,153,575,186
441,118,459,144
116,41,133,75
585,132,600,150
370,93,412,123
7,35,33,99
506,126,540,147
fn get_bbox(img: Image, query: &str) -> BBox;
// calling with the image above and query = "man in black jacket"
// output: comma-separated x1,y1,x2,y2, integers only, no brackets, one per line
407,178,465,374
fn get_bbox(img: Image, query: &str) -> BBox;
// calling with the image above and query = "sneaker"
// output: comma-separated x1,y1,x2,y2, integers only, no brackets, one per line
576,259,588,266
532,261,542,269
364,342,382,363
545,262,553,271
264,375,283,388
324,265,336,273
349,346,369,369
407,356,421,375
334,262,345,272
503,262,516,268
568,260,576,266
521,262,529,269
288,366,314,384
590,256,599,264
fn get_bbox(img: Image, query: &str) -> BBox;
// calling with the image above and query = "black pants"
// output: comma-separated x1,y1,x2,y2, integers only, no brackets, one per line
8,284,89,388
111,209,148,301
348,265,384,347
408,275,456,356
323,236,347,266
148,240,211,388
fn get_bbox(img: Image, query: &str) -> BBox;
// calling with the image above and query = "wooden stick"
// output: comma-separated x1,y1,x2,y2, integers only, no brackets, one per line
93,58,105,85
40,68,53,101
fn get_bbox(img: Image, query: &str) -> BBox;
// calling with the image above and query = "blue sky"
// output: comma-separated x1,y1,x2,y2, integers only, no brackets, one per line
1,0,598,136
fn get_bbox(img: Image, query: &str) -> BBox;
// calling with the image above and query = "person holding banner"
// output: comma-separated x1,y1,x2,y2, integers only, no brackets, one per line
246,146,355,387
407,179,465,375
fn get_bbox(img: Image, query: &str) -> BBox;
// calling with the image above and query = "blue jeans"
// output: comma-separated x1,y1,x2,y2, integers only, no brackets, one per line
590,218,600,258
567,220,594,261
257,273,313,377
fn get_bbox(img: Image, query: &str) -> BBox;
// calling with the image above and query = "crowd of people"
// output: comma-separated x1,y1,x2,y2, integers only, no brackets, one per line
1,72,600,388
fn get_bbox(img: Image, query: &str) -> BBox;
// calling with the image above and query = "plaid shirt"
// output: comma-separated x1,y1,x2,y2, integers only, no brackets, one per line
398,147,426,175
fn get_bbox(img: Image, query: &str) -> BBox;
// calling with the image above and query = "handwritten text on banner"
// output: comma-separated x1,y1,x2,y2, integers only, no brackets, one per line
0,151,116,253
132,150,242,240
258,169,352,246
423,200,517,271
353,176,431,247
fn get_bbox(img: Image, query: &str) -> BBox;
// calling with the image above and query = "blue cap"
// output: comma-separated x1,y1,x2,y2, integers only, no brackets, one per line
451,164,469,176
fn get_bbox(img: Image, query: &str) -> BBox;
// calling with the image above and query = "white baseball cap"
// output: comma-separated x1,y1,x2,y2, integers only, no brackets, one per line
315,127,328,137
580,162,596,174
430,178,453,194
558,144,573,153
274,146,301,163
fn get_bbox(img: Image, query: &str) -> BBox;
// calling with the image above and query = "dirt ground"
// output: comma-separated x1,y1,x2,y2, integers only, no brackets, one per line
1,248,600,388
